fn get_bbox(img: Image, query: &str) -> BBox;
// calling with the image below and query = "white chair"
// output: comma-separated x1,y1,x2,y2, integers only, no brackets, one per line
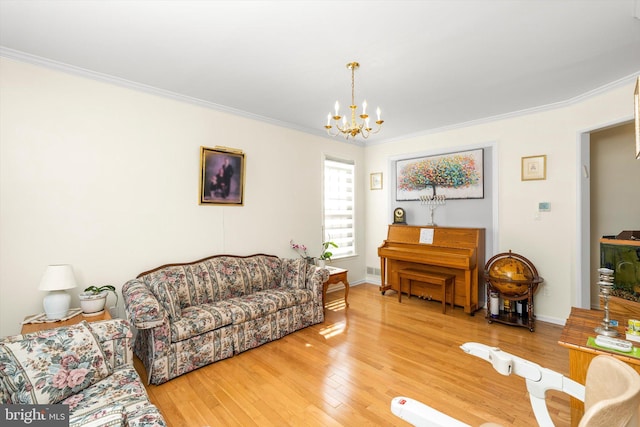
391,342,640,427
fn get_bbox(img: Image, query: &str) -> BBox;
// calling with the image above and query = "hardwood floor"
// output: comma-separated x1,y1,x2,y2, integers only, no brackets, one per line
135,284,571,426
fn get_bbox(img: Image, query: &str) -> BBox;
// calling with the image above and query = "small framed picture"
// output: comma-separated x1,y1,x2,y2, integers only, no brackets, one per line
370,172,383,190
521,155,546,181
200,146,245,205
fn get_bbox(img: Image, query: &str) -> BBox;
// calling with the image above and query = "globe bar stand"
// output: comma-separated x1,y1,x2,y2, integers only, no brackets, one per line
484,250,544,332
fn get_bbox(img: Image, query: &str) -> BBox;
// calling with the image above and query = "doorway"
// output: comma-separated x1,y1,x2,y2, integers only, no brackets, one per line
577,121,638,309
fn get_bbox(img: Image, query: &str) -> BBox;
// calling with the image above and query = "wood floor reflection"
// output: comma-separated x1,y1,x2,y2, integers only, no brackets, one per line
135,283,570,426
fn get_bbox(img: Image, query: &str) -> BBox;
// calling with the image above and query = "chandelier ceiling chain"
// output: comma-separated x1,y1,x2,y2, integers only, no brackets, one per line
324,61,384,140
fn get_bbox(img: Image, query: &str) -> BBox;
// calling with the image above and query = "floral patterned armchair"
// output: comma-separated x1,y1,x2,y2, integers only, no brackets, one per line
0,319,166,427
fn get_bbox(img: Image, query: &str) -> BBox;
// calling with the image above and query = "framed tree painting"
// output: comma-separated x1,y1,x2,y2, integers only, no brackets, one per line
200,146,245,205
395,148,484,200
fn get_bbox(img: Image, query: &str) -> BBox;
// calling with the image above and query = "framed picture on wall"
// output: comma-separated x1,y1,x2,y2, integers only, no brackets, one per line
395,148,484,200
370,172,383,190
521,154,546,181
199,146,245,205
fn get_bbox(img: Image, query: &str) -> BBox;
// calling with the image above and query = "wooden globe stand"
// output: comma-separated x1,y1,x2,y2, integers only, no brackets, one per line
484,250,544,332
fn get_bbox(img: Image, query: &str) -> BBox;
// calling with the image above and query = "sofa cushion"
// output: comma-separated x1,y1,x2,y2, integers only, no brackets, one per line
142,265,191,308
253,289,315,310
149,279,181,321
0,322,111,404
240,255,283,292
226,294,280,324
62,366,154,424
207,256,252,300
169,302,235,343
280,258,309,289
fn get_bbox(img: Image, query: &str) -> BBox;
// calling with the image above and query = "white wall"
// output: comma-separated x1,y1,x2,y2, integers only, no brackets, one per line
1,56,637,335
0,58,365,336
365,81,637,324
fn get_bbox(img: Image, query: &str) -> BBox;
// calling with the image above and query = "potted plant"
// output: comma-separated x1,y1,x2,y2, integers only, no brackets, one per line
79,285,118,316
317,241,338,268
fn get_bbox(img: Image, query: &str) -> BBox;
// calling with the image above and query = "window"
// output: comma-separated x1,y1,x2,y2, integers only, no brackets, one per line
323,157,355,258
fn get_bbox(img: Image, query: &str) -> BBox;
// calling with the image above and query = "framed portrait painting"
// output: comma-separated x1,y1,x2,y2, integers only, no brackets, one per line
200,146,245,205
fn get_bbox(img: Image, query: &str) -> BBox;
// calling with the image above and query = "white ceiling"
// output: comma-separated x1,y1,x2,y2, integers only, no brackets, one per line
1,0,639,144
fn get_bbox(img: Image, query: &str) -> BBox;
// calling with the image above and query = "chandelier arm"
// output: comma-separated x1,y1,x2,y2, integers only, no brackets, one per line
369,122,383,135
325,127,340,138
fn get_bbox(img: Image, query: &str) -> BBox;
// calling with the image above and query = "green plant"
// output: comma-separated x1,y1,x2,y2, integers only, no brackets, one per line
319,241,338,261
83,285,118,309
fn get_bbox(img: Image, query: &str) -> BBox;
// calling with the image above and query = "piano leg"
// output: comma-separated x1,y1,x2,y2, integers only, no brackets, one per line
380,257,391,295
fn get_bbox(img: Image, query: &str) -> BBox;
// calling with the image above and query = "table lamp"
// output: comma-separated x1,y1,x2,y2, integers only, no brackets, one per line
39,264,77,320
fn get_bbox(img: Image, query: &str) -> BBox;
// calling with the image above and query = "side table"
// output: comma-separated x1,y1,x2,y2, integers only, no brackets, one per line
21,311,112,334
323,267,349,308
558,306,640,426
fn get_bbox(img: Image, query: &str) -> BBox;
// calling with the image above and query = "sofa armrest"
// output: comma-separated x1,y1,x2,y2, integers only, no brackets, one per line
122,279,166,329
306,266,329,300
87,318,133,370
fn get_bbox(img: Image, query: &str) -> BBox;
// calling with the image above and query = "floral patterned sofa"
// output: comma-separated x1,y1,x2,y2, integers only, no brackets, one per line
0,319,166,427
122,254,328,385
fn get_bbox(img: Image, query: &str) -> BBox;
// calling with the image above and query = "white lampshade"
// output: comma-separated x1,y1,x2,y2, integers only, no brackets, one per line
39,264,77,291
39,264,77,320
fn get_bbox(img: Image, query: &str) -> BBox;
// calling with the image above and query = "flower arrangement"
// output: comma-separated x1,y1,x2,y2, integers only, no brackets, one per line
290,239,310,259
290,239,338,263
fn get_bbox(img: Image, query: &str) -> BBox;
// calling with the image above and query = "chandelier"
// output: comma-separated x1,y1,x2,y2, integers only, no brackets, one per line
324,61,384,140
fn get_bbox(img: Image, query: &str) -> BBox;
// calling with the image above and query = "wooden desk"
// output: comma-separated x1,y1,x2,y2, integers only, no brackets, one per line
323,267,349,308
558,307,640,426
21,311,112,334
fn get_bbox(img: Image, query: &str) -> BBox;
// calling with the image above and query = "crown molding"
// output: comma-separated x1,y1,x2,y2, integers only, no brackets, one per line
0,47,321,138
2,47,637,148
369,71,640,146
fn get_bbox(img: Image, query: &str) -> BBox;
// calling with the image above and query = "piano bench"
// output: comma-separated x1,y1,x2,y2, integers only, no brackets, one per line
397,269,455,314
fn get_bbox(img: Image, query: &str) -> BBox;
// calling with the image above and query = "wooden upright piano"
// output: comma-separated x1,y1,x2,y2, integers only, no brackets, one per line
378,224,485,314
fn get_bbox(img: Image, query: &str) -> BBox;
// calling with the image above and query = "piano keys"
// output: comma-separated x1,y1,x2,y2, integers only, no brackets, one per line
378,224,485,314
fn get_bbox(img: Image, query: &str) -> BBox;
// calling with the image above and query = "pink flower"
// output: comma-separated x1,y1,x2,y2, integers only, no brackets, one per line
66,368,89,388
60,354,79,369
92,356,105,369
63,393,84,410
52,369,69,389
290,239,309,258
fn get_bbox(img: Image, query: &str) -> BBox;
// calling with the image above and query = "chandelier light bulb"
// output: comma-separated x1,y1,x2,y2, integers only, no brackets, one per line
327,113,331,126
362,100,367,115
334,101,340,116
377,107,381,121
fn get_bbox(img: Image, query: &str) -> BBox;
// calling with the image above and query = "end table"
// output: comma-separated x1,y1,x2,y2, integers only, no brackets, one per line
323,267,349,308
21,310,111,334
